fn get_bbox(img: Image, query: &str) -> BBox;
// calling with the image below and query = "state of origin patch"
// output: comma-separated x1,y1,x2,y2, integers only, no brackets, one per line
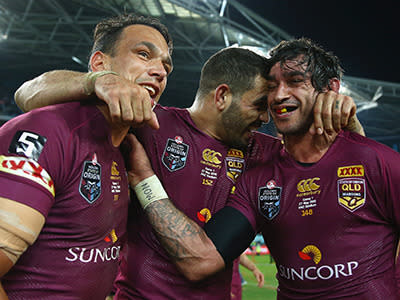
162,137,189,172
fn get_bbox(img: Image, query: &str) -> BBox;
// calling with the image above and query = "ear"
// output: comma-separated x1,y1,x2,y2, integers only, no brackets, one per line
214,84,232,111
89,51,110,72
328,78,340,93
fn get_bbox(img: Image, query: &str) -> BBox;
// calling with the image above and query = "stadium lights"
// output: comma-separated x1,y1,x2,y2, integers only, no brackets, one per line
72,56,86,67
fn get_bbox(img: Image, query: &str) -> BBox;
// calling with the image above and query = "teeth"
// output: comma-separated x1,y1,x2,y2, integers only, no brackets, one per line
143,85,156,97
276,108,288,114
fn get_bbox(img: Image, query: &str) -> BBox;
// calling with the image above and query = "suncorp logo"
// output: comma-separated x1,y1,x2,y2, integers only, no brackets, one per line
65,246,121,263
278,245,359,281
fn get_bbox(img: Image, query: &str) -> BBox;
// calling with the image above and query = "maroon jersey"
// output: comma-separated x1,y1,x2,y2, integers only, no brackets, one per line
228,131,400,299
0,103,129,299
114,105,281,299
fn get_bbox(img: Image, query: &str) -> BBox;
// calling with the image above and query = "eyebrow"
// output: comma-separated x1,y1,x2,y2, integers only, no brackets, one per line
137,41,173,69
266,70,307,81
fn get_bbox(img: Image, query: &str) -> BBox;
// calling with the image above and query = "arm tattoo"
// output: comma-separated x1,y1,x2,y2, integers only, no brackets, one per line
145,199,211,261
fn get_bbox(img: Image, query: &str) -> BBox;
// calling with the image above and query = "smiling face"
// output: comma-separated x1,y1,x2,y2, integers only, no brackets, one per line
266,56,319,136
220,75,269,149
106,24,173,104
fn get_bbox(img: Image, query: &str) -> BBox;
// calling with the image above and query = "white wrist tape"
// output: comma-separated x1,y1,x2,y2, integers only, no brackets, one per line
134,175,168,209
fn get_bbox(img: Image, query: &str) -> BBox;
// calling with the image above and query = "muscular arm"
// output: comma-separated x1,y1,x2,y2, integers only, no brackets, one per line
14,70,159,129
0,196,45,299
127,134,254,281
14,70,90,112
144,199,225,281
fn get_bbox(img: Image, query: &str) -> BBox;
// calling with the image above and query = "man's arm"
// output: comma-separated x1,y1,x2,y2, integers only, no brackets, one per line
239,252,264,287
0,251,12,300
126,134,254,281
0,196,46,299
15,70,91,112
14,70,159,129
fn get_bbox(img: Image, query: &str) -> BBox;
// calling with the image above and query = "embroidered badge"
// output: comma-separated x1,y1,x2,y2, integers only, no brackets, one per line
337,178,366,212
225,149,245,183
258,180,281,220
162,137,189,172
79,153,101,204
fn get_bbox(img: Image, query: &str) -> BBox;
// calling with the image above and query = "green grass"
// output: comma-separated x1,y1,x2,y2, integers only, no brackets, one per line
240,254,278,300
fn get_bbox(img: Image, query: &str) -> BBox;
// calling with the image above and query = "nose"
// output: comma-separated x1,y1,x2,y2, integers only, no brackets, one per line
274,82,290,102
149,59,167,82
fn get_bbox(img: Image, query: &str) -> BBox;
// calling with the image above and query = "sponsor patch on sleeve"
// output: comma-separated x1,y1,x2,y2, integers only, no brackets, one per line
0,155,55,196
8,130,47,161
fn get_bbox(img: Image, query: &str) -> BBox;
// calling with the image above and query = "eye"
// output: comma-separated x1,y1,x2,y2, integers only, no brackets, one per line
138,51,150,59
163,63,172,75
266,83,277,91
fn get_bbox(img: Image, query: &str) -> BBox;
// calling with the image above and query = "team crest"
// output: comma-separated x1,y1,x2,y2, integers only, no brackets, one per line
79,154,101,204
162,138,189,172
258,180,281,220
225,149,245,183
337,178,366,212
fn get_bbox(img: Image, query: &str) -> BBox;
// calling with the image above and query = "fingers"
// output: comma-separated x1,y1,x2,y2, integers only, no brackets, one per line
257,272,264,287
311,91,356,135
311,94,325,135
94,74,158,127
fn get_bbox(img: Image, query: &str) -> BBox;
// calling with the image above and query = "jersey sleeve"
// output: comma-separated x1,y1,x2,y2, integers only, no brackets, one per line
226,169,262,232
0,110,68,217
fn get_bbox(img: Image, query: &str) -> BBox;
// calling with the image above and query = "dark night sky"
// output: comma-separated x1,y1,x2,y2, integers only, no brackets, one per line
237,0,399,83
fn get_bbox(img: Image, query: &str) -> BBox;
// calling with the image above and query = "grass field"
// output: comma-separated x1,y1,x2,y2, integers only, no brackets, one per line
240,254,278,300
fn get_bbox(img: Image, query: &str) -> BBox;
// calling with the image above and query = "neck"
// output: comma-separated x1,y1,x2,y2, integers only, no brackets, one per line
283,131,338,163
187,96,221,140
97,104,130,147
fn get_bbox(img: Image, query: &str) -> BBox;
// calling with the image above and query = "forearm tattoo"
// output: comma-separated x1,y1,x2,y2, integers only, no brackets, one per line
145,199,209,261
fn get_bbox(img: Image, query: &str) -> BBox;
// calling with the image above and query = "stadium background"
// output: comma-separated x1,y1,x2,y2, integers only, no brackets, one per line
0,1,398,298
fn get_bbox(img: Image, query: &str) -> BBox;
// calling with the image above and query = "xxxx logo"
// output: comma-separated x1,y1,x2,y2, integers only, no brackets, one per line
0,155,54,196
337,165,364,177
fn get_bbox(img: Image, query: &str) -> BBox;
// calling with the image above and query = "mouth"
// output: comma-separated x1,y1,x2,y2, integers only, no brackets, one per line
142,85,157,98
273,105,297,116
140,84,159,109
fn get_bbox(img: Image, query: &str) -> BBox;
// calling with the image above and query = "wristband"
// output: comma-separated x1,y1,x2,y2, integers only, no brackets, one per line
83,71,118,95
134,175,168,209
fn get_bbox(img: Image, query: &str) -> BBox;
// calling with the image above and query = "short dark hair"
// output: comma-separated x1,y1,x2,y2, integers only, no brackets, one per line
268,37,343,91
197,47,270,98
90,13,173,58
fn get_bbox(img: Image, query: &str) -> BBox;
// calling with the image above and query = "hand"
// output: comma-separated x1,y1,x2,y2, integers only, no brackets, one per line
310,91,357,135
124,133,155,187
94,74,159,129
252,267,264,288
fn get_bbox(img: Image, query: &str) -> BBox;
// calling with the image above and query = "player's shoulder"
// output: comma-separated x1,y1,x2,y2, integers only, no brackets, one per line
341,131,399,158
154,105,188,121
247,131,282,165
5,102,85,128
